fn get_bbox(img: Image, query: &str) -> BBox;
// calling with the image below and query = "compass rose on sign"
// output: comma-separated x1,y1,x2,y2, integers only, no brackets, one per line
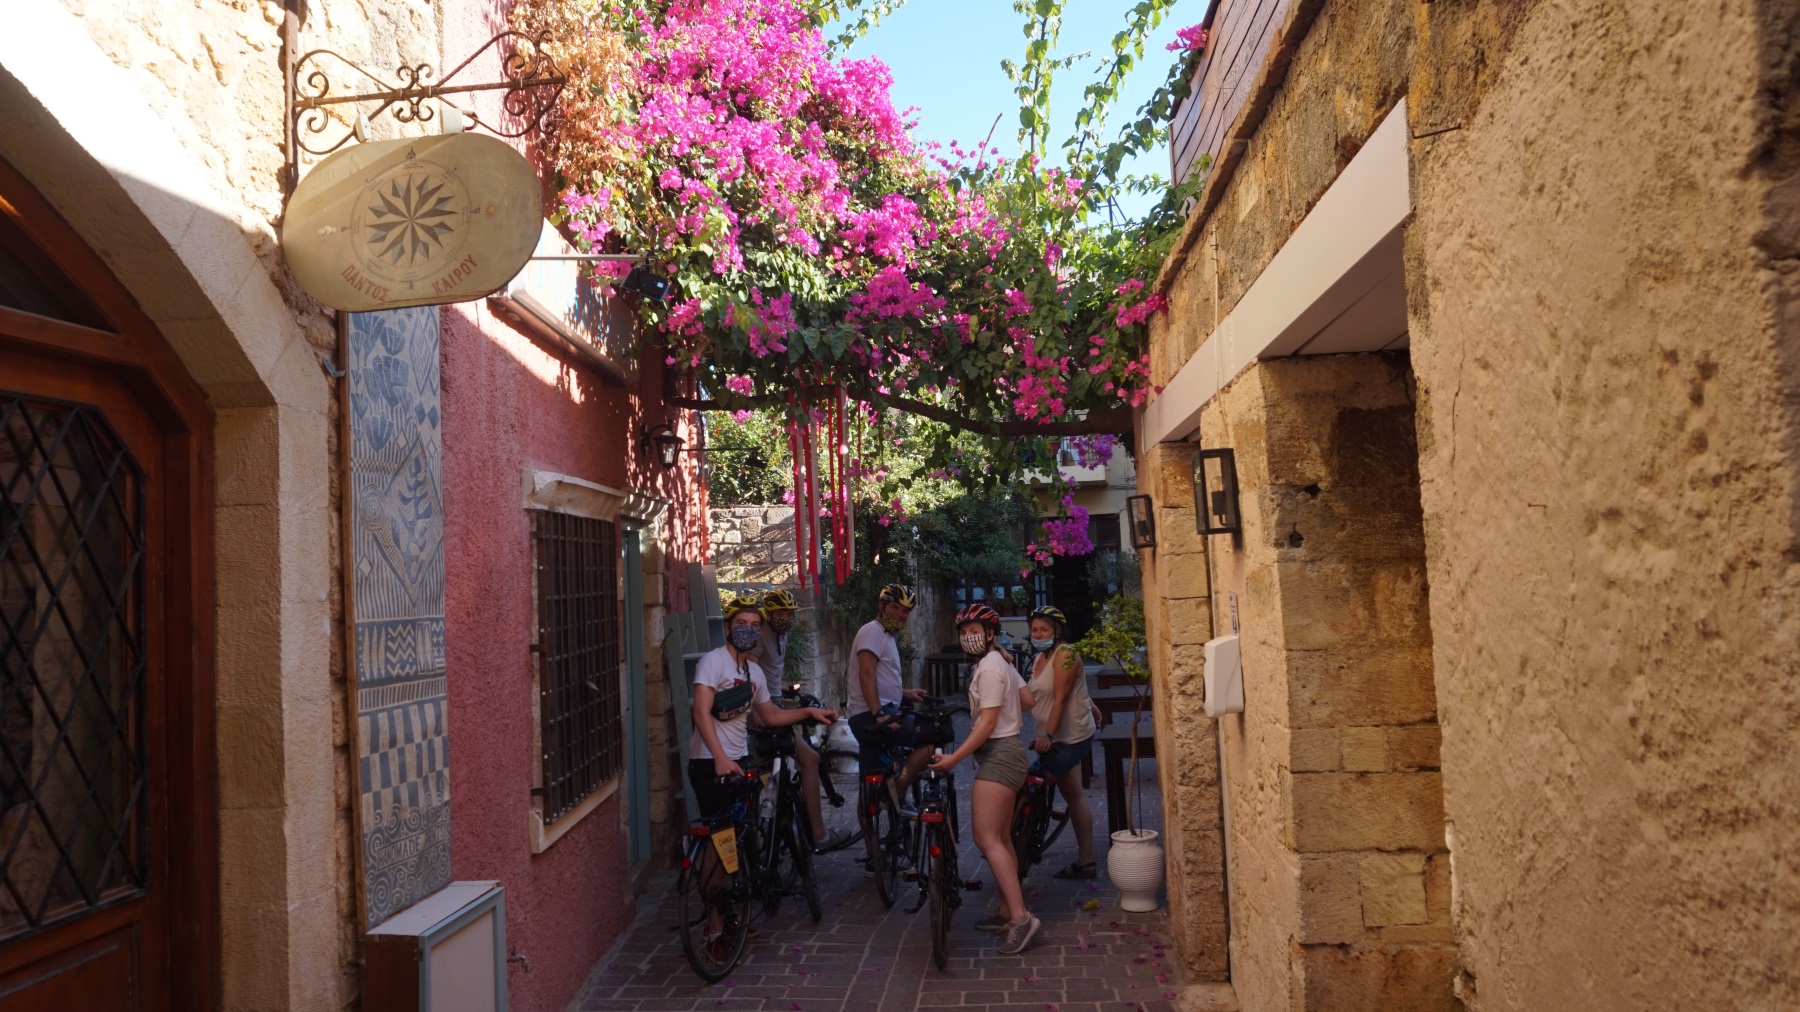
365,174,457,266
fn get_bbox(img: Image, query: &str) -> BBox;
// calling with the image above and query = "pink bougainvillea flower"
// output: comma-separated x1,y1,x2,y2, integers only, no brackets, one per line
1167,24,1209,51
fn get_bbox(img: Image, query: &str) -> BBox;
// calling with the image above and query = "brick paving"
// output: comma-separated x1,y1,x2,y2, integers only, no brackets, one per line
574,698,1236,1012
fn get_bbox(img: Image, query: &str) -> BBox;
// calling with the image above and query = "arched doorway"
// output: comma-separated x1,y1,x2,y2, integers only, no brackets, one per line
0,156,217,1009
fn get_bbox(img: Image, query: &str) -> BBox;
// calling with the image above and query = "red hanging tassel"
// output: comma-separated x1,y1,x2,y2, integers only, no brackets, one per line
788,411,806,592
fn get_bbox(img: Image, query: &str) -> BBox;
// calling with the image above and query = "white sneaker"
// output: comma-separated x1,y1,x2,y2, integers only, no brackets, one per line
997,913,1041,955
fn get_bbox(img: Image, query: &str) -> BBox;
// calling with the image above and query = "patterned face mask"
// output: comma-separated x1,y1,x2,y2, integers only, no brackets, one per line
879,614,907,634
728,624,761,651
959,630,990,656
768,614,794,634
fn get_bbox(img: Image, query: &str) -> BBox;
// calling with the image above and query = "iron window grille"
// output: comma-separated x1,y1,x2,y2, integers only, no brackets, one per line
531,510,623,824
0,394,148,937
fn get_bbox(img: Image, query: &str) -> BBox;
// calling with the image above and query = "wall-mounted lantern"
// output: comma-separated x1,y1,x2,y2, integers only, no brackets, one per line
1125,494,1157,550
1193,448,1241,536
639,424,686,470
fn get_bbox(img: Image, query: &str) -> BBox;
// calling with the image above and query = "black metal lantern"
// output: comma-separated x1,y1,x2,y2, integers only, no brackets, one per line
1125,494,1156,549
620,266,672,302
640,424,686,470
1194,448,1241,536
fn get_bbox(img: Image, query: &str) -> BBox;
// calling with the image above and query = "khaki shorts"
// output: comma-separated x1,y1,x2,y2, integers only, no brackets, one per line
973,735,1029,791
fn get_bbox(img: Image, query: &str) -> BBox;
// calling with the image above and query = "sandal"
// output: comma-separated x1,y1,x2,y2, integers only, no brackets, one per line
1053,861,1098,880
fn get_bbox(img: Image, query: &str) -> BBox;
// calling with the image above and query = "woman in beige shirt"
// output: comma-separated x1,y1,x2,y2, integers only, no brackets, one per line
1026,606,1098,879
929,604,1041,955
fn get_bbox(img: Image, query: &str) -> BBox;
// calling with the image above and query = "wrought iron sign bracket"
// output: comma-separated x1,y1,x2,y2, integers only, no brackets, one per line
284,29,566,194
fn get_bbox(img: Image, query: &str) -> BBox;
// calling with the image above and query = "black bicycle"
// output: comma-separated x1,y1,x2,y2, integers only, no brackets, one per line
859,696,964,910
749,725,823,924
905,761,962,970
1010,757,1070,882
676,774,763,981
676,749,824,981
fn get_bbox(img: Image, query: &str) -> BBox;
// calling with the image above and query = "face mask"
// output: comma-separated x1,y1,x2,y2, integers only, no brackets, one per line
959,630,990,656
728,624,762,651
1030,637,1056,652
879,615,907,634
769,614,794,634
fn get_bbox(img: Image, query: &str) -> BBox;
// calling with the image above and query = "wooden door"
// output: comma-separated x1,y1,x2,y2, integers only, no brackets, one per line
0,159,216,1011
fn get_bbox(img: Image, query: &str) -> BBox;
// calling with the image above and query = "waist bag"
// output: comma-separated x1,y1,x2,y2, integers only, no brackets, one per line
710,679,755,721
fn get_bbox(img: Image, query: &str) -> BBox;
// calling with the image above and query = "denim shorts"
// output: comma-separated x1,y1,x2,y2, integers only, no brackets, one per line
1037,736,1093,779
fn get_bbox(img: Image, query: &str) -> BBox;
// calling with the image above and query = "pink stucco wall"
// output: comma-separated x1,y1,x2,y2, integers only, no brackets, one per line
440,297,708,1011
430,5,709,1006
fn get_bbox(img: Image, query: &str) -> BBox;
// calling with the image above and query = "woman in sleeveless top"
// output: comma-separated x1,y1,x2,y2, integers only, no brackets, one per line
1025,606,1098,879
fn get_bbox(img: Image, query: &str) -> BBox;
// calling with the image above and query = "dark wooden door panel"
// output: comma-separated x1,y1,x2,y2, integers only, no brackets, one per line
0,921,137,1010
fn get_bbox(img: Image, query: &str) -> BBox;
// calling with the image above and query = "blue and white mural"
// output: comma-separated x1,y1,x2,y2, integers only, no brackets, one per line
347,306,451,927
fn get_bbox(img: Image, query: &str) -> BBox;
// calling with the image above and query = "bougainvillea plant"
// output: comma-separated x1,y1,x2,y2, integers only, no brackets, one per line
516,0,1202,445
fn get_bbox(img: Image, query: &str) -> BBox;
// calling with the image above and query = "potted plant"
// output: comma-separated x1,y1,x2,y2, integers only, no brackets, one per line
1008,586,1030,616
1074,595,1164,911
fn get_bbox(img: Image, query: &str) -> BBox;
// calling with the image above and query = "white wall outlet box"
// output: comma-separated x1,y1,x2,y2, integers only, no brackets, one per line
1203,635,1243,718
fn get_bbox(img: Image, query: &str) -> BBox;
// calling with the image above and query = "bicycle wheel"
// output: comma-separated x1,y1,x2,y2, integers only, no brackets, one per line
789,816,822,922
868,782,902,909
677,838,751,982
928,826,953,970
817,748,865,848
1011,785,1048,882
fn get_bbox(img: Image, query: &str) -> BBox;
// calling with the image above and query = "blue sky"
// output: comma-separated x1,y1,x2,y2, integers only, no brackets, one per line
841,1,1201,218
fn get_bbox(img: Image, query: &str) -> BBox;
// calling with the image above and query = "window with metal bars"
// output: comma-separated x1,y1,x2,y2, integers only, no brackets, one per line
532,510,623,824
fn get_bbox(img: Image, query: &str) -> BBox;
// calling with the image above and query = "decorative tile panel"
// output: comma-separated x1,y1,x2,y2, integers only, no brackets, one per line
347,307,451,927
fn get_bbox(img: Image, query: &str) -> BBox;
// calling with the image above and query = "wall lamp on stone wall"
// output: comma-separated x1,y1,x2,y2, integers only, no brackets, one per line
1126,494,1157,550
639,424,686,470
1194,448,1242,536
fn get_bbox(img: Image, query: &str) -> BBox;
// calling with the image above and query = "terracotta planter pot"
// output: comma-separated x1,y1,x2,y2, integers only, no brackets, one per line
1107,828,1164,912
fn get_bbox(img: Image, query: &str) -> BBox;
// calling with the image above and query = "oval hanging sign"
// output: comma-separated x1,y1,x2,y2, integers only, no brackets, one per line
283,134,544,312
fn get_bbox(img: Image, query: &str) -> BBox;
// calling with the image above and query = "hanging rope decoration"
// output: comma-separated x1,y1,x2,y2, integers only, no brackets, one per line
784,385,857,591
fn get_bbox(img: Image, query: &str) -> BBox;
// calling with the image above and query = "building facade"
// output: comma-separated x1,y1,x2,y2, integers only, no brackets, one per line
1138,1,1800,1010
0,1,707,1008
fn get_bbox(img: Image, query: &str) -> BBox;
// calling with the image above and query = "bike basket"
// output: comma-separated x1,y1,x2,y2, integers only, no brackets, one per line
915,709,957,746
748,726,796,758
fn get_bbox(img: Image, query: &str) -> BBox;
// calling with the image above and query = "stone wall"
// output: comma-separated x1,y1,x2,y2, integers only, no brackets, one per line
1406,1,1800,1007
12,0,437,1006
712,505,800,586
1137,442,1230,982
1144,0,1800,1009
1199,354,1452,1012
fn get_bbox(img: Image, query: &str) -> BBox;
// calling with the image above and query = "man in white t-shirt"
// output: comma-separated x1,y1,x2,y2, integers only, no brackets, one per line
845,585,932,852
689,596,836,820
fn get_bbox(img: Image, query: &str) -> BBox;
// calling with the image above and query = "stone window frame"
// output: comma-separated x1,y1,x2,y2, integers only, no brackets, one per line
521,469,631,853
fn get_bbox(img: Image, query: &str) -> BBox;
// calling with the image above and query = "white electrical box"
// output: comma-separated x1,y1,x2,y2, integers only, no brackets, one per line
1203,635,1243,718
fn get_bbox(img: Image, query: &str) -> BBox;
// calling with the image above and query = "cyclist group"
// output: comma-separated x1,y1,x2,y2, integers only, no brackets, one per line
683,581,1100,974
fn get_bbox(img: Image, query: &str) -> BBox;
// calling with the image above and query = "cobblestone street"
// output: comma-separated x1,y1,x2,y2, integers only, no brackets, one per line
576,704,1236,1012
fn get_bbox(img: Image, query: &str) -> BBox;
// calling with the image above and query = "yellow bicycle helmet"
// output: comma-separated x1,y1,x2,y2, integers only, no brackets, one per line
1028,605,1068,631
760,588,799,612
877,583,917,609
722,594,764,621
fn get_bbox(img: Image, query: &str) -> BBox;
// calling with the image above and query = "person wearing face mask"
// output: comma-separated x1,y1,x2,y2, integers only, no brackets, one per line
1024,605,1098,879
929,603,1040,954
845,584,930,867
753,589,853,852
690,596,837,817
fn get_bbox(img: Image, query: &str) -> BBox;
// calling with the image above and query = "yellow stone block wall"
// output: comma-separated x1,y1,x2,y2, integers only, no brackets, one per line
1407,1,1800,1007
1137,441,1229,981
36,0,445,1008
1147,0,1800,1009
